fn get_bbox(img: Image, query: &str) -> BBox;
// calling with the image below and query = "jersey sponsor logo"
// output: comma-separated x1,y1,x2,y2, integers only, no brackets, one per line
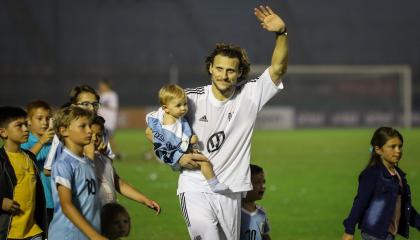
185,87,205,95
199,115,208,122
85,178,96,195
207,131,225,153
153,131,165,142
153,141,179,164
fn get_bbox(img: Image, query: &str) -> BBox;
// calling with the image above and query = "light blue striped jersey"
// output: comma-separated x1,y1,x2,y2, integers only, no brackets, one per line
48,148,101,240
240,205,270,240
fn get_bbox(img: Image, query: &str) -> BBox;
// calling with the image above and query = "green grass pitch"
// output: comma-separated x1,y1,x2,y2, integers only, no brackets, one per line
113,128,420,240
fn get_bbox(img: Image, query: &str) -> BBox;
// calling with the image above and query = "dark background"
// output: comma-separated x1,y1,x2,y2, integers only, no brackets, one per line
1,0,419,109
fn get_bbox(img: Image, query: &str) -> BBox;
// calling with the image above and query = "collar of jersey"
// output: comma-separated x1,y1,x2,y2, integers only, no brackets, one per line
241,207,258,216
63,147,88,163
208,86,235,107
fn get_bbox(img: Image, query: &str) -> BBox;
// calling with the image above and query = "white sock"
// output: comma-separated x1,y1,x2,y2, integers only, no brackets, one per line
207,177,230,193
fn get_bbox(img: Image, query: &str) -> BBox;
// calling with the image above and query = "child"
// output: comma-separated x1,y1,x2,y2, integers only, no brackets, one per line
21,100,55,224
146,84,229,193
101,203,130,240
342,127,420,240
91,115,161,213
240,164,271,240
48,106,106,240
0,106,47,240
44,84,115,175
97,78,121,159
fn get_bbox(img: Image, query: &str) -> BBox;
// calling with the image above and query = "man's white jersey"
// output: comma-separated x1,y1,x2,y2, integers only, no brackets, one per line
178,68,283,194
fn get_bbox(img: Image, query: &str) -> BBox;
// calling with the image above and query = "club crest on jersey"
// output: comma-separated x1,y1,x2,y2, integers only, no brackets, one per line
207,131,226,153
228,112,233,121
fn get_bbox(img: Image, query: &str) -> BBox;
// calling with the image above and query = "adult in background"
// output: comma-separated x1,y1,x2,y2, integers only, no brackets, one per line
98,78,120,159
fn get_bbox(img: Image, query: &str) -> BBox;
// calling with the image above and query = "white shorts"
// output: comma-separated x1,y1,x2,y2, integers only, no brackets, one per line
178,191,242,240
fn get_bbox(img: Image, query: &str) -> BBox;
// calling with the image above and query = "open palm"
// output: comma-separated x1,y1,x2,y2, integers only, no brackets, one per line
254,6,286,32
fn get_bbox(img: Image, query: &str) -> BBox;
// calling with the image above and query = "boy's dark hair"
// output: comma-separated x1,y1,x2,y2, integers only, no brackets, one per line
0,106,27,128
205,43,251,82
250,164,264,175
53,106,93,142
69,84,100,104
366,126,403,169
91,115,105,130
101,203,131,238
26,100,52,117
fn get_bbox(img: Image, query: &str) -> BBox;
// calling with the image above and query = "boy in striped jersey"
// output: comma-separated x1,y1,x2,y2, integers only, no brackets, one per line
240,164,271,240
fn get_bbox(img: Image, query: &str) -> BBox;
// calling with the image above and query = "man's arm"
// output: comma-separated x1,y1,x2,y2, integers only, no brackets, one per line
254,6,288,85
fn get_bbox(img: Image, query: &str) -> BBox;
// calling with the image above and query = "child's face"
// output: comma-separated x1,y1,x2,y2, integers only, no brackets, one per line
247,172,266,201
163,96,188,119
108,213,131,239
376,137,403,166
75,92,100,113
61,116,92,147
90,123,104,149
0,117,29,144
28,108,52,137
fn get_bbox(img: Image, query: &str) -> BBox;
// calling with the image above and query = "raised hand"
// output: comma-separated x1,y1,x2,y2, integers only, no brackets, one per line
39,128,55,145
254,5,286,33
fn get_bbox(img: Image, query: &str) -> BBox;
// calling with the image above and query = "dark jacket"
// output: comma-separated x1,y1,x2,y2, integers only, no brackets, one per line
343,163,420,239
0,147,48,240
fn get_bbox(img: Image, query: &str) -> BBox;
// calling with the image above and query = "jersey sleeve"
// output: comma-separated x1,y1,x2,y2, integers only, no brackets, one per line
243,67,284,112
52,159,73,190
258,206,271,235
44,135,61,170
263,214,271,235
103,129,115,159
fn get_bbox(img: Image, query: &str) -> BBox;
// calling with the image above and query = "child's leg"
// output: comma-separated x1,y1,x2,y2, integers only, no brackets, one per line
198,161,230,193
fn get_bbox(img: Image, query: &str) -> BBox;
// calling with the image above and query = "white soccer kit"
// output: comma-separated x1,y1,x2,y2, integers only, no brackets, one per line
98,90,119,132
179,68,283,239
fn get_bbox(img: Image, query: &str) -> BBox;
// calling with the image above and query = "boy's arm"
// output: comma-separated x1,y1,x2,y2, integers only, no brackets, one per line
27,129,55,156
1,197,21,214
57,184,108,240
114,173,161,215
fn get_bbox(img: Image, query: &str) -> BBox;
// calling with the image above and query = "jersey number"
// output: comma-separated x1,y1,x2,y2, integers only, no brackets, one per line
85,179,96,195
245,229,257,240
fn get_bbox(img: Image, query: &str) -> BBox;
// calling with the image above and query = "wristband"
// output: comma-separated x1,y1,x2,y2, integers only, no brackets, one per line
276,27,288,36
